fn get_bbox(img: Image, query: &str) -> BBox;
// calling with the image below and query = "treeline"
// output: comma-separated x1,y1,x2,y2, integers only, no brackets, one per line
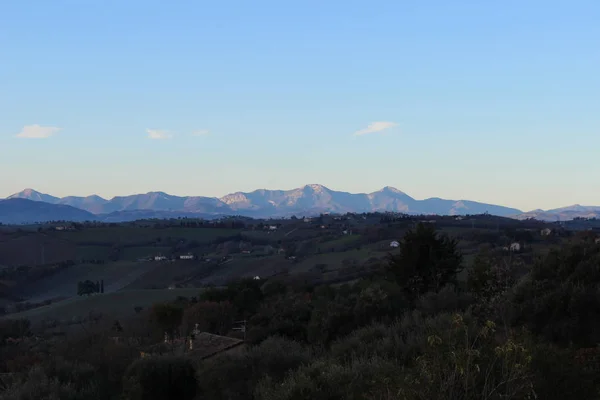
77,279,104,296
2,224,600,399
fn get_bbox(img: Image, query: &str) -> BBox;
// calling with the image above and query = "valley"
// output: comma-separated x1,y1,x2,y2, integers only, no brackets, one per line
0,211,566,327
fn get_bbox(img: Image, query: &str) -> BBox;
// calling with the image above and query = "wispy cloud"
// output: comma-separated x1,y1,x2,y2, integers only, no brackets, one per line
146,129,173,139
353,121,398,136
16,124,61,139
191,129,210,136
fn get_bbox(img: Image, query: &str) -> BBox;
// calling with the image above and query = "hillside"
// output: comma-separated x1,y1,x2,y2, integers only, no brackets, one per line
0,199,97,224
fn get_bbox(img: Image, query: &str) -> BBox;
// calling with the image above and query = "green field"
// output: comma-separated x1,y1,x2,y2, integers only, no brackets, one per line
21,261,158,302
51,227,241,245
124,260,211,289
76,245,112,260
121,246,171,260
320,234,362,251
293,248,376,273
6,288,203,323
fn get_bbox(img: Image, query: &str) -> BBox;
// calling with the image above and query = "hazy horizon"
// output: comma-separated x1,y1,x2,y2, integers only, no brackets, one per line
1,1,598,211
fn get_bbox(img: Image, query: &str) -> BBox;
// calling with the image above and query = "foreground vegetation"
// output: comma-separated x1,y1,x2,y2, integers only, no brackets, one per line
1,219,600,399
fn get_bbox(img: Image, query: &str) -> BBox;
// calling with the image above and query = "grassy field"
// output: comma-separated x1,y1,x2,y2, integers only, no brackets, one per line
121,246,172,261
124,260,214,289
21,261,158,302
50,227,241,245
320,234,363,251
293,248,377,274
76,245,112,261
5,288,202,324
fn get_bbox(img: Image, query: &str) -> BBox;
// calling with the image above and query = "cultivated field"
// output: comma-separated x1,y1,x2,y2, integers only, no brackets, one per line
5,288,203,324
20,261,159,302
49,227,241,245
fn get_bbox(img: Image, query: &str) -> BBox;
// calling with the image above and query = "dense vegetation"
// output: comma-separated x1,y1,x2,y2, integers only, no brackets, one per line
1,223,600,399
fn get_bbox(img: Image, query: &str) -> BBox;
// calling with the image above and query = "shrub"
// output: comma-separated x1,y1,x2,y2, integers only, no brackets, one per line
197,336,312,400
122,356,197,400
255,356,403,400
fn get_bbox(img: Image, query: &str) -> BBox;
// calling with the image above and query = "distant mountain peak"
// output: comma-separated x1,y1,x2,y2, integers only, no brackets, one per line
12,188,43,196
7,188,59,204
303,184,328,192
380,186,406,194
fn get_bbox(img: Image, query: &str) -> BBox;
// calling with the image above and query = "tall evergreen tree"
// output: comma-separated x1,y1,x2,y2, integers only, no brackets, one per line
388,223,463,301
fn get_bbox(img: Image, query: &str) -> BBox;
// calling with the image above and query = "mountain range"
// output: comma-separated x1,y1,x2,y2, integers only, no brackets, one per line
1,185,597,224
512,205,600,222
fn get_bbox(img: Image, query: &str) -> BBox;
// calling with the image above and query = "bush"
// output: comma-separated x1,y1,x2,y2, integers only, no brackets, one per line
398,314,535,400
180,301,235,336
122,356,197,400
330,311,464,366
510,243,600,347
415,285,474,317
2,361,101,400
255,356,403,400
197,336,312,400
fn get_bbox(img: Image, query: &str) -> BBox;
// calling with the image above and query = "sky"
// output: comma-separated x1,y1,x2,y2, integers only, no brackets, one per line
0,0,599,211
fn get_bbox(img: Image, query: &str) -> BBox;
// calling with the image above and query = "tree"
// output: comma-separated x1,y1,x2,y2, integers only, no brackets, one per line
77,280,98,296
181,301,236,336
388,223,463,301
150,303,184,338
510,242,600,347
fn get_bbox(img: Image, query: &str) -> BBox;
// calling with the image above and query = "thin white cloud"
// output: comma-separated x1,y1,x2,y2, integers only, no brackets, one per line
353,121,398,136
191,129,210,136
16,124,61,139
146,129,173,139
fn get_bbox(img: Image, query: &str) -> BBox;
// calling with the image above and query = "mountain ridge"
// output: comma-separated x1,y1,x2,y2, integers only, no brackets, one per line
4,185,523,223
5,185,597,223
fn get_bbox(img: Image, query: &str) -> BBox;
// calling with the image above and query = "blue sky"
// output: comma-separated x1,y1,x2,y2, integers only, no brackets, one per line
1,0,598,211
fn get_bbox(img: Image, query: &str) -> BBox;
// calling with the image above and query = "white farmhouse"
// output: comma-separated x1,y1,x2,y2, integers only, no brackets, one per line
509,242,521,252
390,240,400,248
180,254,194,260
541,228,552,236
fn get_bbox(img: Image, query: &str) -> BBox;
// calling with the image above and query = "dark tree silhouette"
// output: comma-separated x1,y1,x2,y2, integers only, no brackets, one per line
388,223,463,301
77,280,99,296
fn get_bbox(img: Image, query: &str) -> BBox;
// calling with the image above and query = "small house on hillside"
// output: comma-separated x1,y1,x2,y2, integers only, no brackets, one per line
154,255,167,261
142,332,245,361
541,228,552,236
179,254,194,260
509,242,521,252
390,240,400,248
